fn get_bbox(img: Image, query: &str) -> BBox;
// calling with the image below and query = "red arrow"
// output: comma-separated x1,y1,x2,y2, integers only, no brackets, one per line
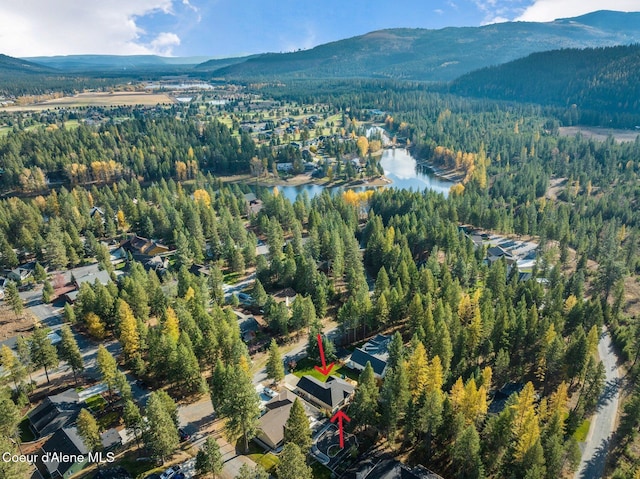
330,410,351,448
314,333,335,376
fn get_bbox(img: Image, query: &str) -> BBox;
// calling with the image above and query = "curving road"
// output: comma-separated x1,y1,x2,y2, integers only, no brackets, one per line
575,329,621,479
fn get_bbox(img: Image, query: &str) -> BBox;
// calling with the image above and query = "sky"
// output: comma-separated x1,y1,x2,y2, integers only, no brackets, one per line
0,0,639,58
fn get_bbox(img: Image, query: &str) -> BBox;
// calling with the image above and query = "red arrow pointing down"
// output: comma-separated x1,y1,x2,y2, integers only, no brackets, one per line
330,410,351,448
314,333,335,376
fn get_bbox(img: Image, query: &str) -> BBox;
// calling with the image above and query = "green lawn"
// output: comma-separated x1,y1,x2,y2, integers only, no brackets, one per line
85,394,107,412
97,411,120,430
292,357,359,382
246,443,279,473
573,419,591,442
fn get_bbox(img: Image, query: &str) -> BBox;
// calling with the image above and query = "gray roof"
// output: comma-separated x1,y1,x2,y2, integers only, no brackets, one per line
349,334,390,376
41,427,89,476
296,375,354,409
75,270,111,287
28,389,81,437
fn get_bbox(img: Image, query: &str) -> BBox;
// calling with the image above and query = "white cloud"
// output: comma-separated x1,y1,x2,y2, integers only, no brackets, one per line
0,0,182,57
517,0,640,22
435,8,445,14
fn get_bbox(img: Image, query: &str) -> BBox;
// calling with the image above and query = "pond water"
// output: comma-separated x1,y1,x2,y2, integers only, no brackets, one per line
275,147,455,204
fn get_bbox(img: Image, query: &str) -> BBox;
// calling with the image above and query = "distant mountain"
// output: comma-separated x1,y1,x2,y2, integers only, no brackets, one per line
0,54,56,74
450,44,640,126
201,10,640,82
23,54,214,72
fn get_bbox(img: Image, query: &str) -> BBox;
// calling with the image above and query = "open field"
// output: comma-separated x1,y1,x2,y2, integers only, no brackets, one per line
2,91,175,111
559,126,640,143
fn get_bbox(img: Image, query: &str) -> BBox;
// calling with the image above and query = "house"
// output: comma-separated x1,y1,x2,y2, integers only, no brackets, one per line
255,390,320,451
244,193,264,215
295,375,354,413
347,334,391,379
273,288,297,307
101,428,123,450
344,458,443,479
74,270,111,289
27,389,81,437
122,235,170,257
89,206,105,218
7,266,32,282
144,255,169,273
489,382,525,414
109,247,127,264
38,427,89,478
485,246,514,265
276,162,294,172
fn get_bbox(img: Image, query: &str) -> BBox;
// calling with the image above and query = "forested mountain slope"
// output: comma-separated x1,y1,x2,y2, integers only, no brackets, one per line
201,11,640,82
450,44,640,127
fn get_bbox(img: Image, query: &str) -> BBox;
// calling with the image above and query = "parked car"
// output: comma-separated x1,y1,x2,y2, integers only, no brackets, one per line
178,428,191,442
159,465,181,479
263,386,277,398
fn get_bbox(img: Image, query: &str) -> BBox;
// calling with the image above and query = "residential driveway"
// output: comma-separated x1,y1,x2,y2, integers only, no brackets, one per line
574,329,621,479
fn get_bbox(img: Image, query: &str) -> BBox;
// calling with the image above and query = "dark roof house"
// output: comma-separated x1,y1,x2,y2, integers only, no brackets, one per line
27,389,81,437
122,235,170,257
295,375,354,413
39,426,90,478
347,334,391,378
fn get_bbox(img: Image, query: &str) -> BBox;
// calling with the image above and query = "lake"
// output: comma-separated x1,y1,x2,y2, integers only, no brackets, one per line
275,148,455,204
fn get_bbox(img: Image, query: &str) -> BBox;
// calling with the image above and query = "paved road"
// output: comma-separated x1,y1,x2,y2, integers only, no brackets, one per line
575,329,621,479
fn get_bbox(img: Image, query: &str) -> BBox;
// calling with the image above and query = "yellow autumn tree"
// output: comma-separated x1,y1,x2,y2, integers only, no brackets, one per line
193,189,211,207
450,376,488,424
163,307,180,343
425,355,444,394
117,299,139,359
356,136,369,158
85,313,106,339
449,183,465,196
406,342,429,399
510,382,540,462
116,210,128,231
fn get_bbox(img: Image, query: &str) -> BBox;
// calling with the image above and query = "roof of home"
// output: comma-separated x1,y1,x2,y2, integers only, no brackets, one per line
345,458,443,479
296,375,354,409
259,390,320,449
101,428,122,449
487,246,512,258
28,389,81,437
41,427,89,476
75,270,111,287
349,334,390,376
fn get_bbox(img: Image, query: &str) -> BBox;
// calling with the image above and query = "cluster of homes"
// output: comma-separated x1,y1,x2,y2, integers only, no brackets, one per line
26,386,122,478
460,226,539,281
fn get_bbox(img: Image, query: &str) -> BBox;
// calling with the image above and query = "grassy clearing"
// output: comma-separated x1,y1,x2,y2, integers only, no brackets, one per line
573,419,591,442
85,394,107,412
97,411,120,430
246,443,279,473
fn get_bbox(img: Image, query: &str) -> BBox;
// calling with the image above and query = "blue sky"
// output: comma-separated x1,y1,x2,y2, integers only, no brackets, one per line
0,0,639,57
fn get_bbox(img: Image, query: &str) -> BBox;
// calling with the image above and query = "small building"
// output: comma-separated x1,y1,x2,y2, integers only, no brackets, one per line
144,255,169,273
486,246,514,265
347,334,391,379
243,193,264,215
7,266,32,282
109,247,127,264
295,375,354,413
27,389,81,438
189,264,211,277
344,458,443,479
276,162,294,172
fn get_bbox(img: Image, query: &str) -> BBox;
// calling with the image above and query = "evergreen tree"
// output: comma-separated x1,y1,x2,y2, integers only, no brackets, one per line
265,339,285,384
30,326,59,383
0,435,31,479
350,362,380,431
63,303,76,324
115,370,133,401
144,391,180,463
42,279,54,303
0,390,21,438
276,443,312,479
5,282,23,318
175,334,206,395
453,424,483,479
219,365,261,453
123,399,143,447
306,323,335,363
196,437,224,478
284,398,312,454
77,408,102,453
59,325,84,384
380,362,409,438
251,279,268,308
33,262,46,282
97,345,118,397
235,464,269,479
15,336,33,384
